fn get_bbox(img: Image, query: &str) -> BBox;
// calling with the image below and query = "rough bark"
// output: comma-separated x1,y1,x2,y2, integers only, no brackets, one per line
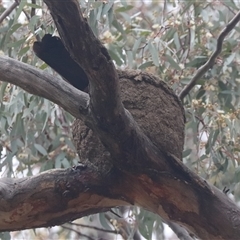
0,167,128,231
0,0,240,239
0,57,240,239
73,70,185,175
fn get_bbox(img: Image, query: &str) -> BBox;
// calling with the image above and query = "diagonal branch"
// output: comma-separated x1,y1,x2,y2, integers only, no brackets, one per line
42,0,164,172
0,56,89,119
43,0,123,125
0,1,18,24
1,1,240,238
179,10,240,101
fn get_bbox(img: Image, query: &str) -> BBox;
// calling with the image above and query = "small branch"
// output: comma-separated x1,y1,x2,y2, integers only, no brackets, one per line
31,0,36,18
61,225,95,240
105,213,128,240
30,0,41,42
0,1,18,24
179,10,240,101
68,222,118,234
13,0,31,21
0,56,89,119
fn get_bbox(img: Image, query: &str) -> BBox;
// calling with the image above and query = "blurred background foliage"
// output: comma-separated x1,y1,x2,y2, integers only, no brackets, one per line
1,0,240,239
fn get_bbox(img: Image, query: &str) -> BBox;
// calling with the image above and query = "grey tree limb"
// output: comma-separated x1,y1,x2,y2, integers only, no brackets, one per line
0,56,89,119
0,0,239,238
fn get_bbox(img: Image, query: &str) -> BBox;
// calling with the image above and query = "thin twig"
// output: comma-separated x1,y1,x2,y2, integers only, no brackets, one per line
105,213,128,240
15,0,31,21
0,0,40,42
179,10,240,101
29,0,41,41
0,1,18,24
31,0,36,18
67,222,118,234
61,225,95,240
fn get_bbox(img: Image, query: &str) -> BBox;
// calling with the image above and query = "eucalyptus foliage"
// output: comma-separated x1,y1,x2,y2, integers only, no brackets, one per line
1,0,240,239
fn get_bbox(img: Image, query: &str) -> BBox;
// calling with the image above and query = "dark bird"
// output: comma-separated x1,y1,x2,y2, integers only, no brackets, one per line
33,34,89,92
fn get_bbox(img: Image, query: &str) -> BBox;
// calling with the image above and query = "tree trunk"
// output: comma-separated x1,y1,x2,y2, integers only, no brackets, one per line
0,0,240,239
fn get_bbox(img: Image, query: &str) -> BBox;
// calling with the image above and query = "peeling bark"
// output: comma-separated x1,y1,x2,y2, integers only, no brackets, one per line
0,0,240,239
0,167,128,231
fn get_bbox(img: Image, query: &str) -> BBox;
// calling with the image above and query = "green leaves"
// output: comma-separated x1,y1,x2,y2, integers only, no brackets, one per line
34,144,48,156
137,209,164,239
2,0,240,238
0,232,11,240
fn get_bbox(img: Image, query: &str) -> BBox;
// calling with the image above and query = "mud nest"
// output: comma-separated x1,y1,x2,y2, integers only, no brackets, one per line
72,70,185,174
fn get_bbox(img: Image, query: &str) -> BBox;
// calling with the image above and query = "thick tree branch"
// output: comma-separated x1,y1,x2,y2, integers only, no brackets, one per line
43,0,123,126
0,56,240,237
0,56,89,119
179,10,240,100
0,156,240,239
42,0,168,175
0,166,128,231
0,1,240,239
31,1,240,238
